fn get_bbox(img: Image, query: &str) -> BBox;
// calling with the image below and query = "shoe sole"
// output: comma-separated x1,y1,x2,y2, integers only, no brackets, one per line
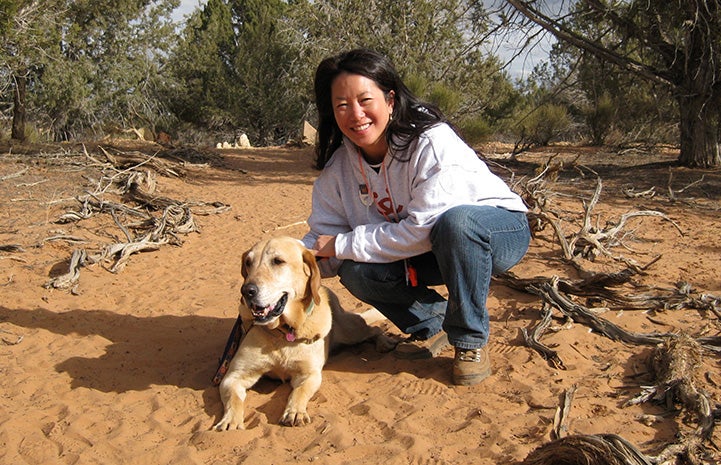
452,367,491,386
394,333,449,360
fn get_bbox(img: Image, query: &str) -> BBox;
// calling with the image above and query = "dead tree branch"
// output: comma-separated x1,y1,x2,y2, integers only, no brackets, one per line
531,276,671,346
520,168,683,275
667,170,706,203
509,154,719,464
496,271,721,315
625,334,717,464
552,385,577,440
45,149,230,289
521,302,566,370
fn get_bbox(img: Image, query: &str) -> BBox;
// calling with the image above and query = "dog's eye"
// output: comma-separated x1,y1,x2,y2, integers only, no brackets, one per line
244,256,253,268
272,257,285,266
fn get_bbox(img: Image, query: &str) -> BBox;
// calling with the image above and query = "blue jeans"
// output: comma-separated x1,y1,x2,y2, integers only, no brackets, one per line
338,205,530,350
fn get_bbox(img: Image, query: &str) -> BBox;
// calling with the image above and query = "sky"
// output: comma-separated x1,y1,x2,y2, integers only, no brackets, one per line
498,30,555,80
172,0,206,22
170,0,551,80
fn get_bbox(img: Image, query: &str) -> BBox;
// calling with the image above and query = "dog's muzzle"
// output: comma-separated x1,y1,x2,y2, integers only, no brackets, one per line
245,292,288,325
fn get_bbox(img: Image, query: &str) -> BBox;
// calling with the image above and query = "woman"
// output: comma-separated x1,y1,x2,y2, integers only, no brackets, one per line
302,48,530,386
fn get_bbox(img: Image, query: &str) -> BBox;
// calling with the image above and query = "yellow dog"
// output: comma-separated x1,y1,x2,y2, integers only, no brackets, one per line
214,236,396,430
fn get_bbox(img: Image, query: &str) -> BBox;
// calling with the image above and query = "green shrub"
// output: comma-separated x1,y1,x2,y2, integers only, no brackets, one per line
458,117,492,146
584,92,616,145
514,103,571,150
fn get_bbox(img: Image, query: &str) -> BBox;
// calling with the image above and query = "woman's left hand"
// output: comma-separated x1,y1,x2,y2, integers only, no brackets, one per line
313,235,337,258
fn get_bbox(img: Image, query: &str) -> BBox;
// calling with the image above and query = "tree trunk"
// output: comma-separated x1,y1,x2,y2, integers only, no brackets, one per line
674,0,721,169
677,105,721,168
676,79,721,169
11,74,27,142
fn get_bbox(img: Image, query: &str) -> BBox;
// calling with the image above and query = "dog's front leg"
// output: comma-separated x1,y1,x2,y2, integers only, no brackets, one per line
279,371,322,427
214,373,256,431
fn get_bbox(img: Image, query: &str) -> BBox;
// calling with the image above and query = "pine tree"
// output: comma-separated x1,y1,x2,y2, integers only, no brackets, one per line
168,0,306,145
1,0,179,141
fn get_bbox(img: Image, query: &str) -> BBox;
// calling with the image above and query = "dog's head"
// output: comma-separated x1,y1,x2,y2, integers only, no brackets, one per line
239,236,321,328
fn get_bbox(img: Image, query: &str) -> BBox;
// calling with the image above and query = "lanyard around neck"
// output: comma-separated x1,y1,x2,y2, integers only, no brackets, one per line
356,149,399,223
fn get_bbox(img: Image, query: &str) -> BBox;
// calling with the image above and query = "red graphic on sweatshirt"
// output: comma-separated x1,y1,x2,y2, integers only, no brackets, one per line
373,188,403,221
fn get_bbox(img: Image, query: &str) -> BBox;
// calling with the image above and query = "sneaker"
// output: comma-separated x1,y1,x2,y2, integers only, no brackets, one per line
394,332,449,359
452,347,491,386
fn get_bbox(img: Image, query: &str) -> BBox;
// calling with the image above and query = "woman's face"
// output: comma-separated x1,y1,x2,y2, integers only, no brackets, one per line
331,72,394,162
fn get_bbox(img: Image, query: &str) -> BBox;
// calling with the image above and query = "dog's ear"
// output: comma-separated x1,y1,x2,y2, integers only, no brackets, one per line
302,248,322,305
241,250,249,278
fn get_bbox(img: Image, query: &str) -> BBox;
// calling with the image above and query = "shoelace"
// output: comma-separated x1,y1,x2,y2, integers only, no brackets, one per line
456,348,482,362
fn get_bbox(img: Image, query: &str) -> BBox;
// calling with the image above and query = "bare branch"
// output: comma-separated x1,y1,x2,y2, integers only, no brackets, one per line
506,0,673,85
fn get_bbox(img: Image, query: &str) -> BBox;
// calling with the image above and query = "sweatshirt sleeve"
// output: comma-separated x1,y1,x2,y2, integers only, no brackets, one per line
302,168,352,277
304,168,354,239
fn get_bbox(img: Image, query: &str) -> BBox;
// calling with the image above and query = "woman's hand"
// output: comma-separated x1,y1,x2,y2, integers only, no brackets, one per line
313,235,337,258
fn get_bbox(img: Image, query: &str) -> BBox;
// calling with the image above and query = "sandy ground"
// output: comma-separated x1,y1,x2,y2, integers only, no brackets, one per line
0,140,719,464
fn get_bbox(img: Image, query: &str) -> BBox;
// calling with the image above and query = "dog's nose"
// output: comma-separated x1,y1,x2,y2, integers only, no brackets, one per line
241,283,258,300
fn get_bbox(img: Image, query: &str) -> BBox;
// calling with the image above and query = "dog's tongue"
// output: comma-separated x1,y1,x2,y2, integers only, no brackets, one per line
254,305,272,318
250,294,287,322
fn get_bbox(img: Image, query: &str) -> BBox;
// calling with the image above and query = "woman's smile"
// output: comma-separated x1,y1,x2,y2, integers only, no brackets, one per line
331,72,394,162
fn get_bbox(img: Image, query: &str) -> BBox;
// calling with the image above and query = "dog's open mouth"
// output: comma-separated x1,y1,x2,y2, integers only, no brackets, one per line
248,293,288,325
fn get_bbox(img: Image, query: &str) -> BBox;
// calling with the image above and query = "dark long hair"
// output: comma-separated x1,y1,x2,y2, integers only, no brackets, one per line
313,48,448,169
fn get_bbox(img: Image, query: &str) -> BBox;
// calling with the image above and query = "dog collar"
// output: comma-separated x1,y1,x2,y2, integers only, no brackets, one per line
304,298,315,315
278,324,319,344
278,299,317,343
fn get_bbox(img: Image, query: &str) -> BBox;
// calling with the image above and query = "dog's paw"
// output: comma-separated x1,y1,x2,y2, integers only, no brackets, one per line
213,411,245,431
279,408,311,427
375,333,400,353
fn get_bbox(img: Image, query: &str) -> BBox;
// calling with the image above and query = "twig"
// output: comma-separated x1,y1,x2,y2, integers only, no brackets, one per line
668,170,706,202
521,303,566,369
623,186,656,198
82,143,112,168
102,238,166,273
0,244,25,253
0,166,28,181
16,179,48,187
552,385,577,440
274,220,308,231
42,235,87,245
44,249,87,289
0,328,23,345
110,208,133,242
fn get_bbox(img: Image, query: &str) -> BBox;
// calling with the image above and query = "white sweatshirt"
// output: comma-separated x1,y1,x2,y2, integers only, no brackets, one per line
302,123,527,273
